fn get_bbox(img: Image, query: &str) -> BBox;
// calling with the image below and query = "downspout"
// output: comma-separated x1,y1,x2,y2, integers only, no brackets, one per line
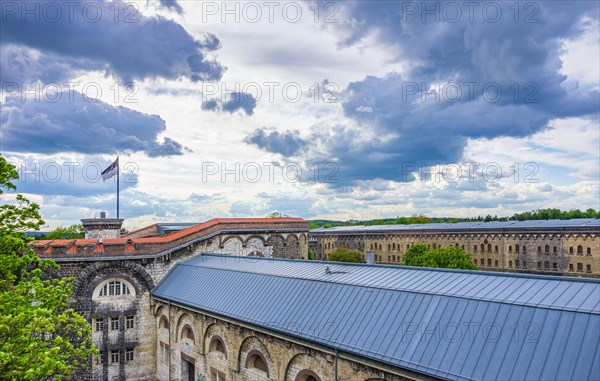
168,301,172,381
334,348,339,381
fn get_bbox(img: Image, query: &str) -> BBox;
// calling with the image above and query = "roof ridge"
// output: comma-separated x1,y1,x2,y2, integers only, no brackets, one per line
178,254,600,315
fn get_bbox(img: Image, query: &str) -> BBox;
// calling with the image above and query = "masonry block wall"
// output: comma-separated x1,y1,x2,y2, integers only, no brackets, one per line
312,231,600,278
153,301,417,381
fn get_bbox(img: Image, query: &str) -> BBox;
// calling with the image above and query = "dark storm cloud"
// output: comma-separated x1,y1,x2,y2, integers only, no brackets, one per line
247,1,599,186
202,92,257,116
245,128,308,157
0,0,224,84
157,0,183,14
1,91,185,157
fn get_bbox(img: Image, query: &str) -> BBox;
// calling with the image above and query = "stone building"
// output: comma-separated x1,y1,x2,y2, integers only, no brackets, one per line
31,217,309,381
309,219,600,278
151,254,600,381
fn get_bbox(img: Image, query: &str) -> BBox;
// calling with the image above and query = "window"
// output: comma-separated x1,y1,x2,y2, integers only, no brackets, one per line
537,246,542,253
577,263,583,272
577,245,583,255
494,245,498,252
125,349,134,362
515,244,520,253
523,261,527,268
487,259,491,267
509,260,513,268
181,325,195,342
110,350,120,364
587,247,592,256
569,247,574,255
159,316,169,329
553,262,557,270
98,280,131,297
480,258,484,265
209,337,227,356
474,245,477,252
523,246,526,253
537,262,542,269
587,265,592,273
569,264,574,272
126,316,134,329
487,244,492,252
515,260,520,267
495,260,498,267
545,245,550,254
95,318,104,332
111,317,119,330
553,246,557,254
481,244,485,252
509,245,513,253
544,261,550,269
246,351,269,375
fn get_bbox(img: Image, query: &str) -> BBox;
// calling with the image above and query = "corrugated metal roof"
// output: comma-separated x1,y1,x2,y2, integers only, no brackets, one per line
152,255,600,381
310,218,600,233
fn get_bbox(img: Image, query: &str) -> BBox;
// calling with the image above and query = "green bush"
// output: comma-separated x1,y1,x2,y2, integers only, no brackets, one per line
403,243,477,270
328,248,363,263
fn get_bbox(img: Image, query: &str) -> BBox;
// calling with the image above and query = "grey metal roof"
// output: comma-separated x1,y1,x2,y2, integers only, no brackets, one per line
152,254,600,381
310,218,600,234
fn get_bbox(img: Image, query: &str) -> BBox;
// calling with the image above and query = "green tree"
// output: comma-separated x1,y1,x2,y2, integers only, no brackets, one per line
0,155,96,380
403,243,477,270
328,248,363,263
266,212,289,218
307,248,315,260
42,224,84,240
402,243,430,267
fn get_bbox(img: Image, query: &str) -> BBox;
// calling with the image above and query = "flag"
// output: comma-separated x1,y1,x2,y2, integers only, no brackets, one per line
101,157,119,182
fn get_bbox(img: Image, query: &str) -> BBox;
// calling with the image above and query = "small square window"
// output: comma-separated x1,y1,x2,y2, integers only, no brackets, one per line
111,317,119,330
126,316,134,329
125,349,134,362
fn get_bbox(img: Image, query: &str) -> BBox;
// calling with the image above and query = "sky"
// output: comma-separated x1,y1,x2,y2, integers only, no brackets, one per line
1,0,599,230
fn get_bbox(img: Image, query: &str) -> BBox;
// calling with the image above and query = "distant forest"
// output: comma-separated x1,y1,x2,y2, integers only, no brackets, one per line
308,208,600,229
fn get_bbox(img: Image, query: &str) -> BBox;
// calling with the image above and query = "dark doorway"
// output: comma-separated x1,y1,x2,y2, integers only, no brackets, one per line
181,358,195,381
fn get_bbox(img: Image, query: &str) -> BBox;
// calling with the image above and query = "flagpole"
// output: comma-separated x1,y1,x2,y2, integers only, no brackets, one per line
117,156,120,219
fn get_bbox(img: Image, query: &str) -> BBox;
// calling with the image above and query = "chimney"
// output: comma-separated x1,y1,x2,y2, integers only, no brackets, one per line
81,212,123,239
366,251,375,264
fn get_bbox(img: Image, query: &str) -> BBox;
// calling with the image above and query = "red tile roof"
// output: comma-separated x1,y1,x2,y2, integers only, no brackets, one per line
32,218,307,260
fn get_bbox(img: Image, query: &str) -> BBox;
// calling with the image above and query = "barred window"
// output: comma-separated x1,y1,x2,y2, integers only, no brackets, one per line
110,350,120,364
95,318,104,332
126,316,134,329
97,279,132,297
125,349,134,362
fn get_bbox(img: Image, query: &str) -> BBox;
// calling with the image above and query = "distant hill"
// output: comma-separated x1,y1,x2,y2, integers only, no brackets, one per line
308,208,600,229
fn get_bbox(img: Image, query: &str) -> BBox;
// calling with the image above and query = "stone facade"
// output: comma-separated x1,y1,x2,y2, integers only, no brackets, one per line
310,227,600,278
34,218,309,381
152,301,419,381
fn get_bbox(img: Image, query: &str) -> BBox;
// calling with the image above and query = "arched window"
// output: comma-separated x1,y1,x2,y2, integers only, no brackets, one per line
209,336,227,357
159,316,169,329
94,278,134,299
537,246,542,253
515,244,520,253
487,244,492,252
577,245,583,255
553,246,557,254
509,245,512,252
295,370,323,381
587,247,592,255
545,245,550,253
569,247,574,254
480,243,485,252
181,325,195,343
245,350,268,375
494,245,498,252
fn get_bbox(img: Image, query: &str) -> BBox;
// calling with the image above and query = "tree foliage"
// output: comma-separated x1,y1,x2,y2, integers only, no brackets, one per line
42,224,84,240
328,248,363,263
403,243,478,270
0,155,96,380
